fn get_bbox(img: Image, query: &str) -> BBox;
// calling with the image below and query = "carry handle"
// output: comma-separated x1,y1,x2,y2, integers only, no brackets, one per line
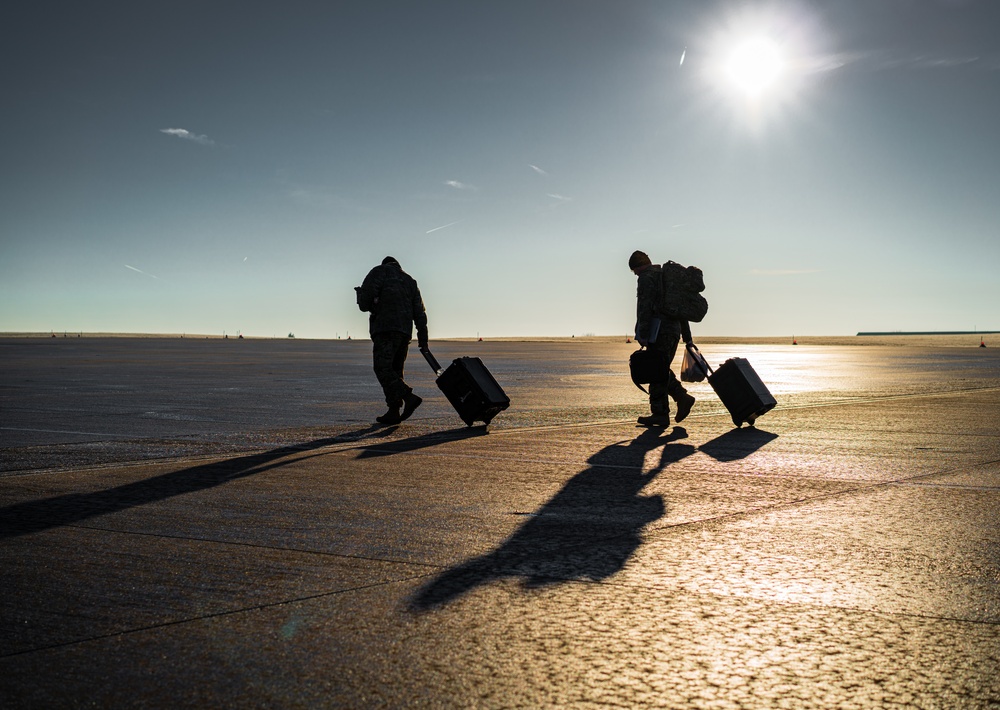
686,341,714,376
421,346,444,376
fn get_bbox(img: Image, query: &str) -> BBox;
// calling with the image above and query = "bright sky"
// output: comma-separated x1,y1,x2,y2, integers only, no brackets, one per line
2,0,998,338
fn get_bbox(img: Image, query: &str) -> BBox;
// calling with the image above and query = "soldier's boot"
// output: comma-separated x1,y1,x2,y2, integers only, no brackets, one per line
376,404,402,425
637,413,671,427
400,392,423,421
673,392,696,423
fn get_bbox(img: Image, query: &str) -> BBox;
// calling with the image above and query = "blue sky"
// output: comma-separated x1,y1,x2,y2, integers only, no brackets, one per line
2,0,998,338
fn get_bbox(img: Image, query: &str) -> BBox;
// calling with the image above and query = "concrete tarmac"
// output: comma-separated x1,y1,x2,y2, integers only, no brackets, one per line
1,338,999,708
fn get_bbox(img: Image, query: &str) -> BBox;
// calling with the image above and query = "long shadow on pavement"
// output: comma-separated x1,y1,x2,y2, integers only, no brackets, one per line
699,427,779,462
409,426,695,611
355,426,489,458
0,425,391,539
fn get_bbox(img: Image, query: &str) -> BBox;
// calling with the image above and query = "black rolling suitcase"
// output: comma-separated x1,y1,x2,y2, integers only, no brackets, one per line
421,347,510,426
685,343,776,427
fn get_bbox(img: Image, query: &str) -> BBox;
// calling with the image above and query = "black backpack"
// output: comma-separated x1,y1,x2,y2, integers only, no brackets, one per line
659,261,708,323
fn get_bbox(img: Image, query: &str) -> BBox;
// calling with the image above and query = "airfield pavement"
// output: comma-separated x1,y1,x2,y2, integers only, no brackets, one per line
1,336,999,708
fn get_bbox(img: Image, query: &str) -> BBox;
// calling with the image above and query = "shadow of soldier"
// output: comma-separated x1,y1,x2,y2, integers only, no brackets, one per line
409,426,696,611
354,426,489,458
0,424,391,540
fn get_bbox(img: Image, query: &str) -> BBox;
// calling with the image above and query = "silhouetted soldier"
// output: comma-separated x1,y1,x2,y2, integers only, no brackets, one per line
355,256,428,424
629,250,696,427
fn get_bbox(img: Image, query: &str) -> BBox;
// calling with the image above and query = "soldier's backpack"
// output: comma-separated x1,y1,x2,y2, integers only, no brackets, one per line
659,261,708,322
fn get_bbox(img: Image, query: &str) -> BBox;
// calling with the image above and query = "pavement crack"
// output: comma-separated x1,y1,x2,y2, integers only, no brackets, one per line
62,523,446,572
0,573,440,660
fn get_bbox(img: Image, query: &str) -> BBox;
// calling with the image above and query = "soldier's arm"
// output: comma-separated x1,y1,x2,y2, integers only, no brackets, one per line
412,282,429,348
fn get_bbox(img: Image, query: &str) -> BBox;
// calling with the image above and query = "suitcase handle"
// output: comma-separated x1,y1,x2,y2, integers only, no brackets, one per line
421,346,444,376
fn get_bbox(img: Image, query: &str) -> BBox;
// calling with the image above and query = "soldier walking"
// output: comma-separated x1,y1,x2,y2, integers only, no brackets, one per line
629,250,696,427
355,256,428,425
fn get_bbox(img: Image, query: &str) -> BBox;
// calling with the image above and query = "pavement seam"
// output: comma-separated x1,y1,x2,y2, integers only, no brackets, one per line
60,521,450,572
4,462,997,658
10,557,992,663
555,576,1000,629
0,571,442,660
5,384,999,476
638,456,1000,535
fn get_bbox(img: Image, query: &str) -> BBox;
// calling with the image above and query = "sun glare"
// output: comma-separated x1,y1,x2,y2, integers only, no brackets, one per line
725,37,784,97
697,6,827,130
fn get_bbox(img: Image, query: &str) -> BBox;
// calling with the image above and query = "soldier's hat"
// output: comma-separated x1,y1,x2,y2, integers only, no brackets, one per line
628,250,651,269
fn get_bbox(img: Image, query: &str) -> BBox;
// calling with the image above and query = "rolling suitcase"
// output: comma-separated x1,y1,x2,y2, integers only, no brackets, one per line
685,343,776,427
421,347,510,426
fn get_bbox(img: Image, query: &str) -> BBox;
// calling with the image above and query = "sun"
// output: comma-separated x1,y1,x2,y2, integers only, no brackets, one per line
725,37,785,97
696,6,826,129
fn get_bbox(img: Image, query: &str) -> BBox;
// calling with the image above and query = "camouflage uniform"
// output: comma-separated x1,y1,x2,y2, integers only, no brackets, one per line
356,260,428,407
635,263,691,416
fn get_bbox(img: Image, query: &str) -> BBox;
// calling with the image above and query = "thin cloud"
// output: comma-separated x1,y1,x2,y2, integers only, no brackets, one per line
426,221,461,234
286,187,353,208
750,268,820,276
825,50,984,74
546,193,573,202
125,264,161,280
444,180,476,191
529,164,548,176
801,53,852,73
909,55,980,69
160,128,215,146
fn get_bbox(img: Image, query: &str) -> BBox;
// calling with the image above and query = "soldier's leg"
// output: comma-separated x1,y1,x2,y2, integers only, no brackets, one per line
648,381,671,415
391,333,410,386
647,333,675,417
372,334,410,407
647,331,694,422
659,332,696,422
391,334,423,420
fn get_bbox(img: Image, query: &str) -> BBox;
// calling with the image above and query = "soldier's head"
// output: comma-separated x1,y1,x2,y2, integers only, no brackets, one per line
382,256,400,267
628,250,651,274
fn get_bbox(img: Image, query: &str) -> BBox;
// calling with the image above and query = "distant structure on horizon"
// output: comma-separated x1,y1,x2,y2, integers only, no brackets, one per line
857,331,999,336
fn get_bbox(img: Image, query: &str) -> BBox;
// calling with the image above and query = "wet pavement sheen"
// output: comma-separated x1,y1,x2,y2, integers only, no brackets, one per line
1,338,998,707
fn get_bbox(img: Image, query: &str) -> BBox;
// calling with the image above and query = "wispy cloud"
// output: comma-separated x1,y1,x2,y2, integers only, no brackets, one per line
546,193,573,202
426,221,461,234
750,268,820,276
529,164,548,176
286,187,354,208
818,50,984,74
273,170,365,210
445,180,476,191
160,128,215,146
125,264,161,280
